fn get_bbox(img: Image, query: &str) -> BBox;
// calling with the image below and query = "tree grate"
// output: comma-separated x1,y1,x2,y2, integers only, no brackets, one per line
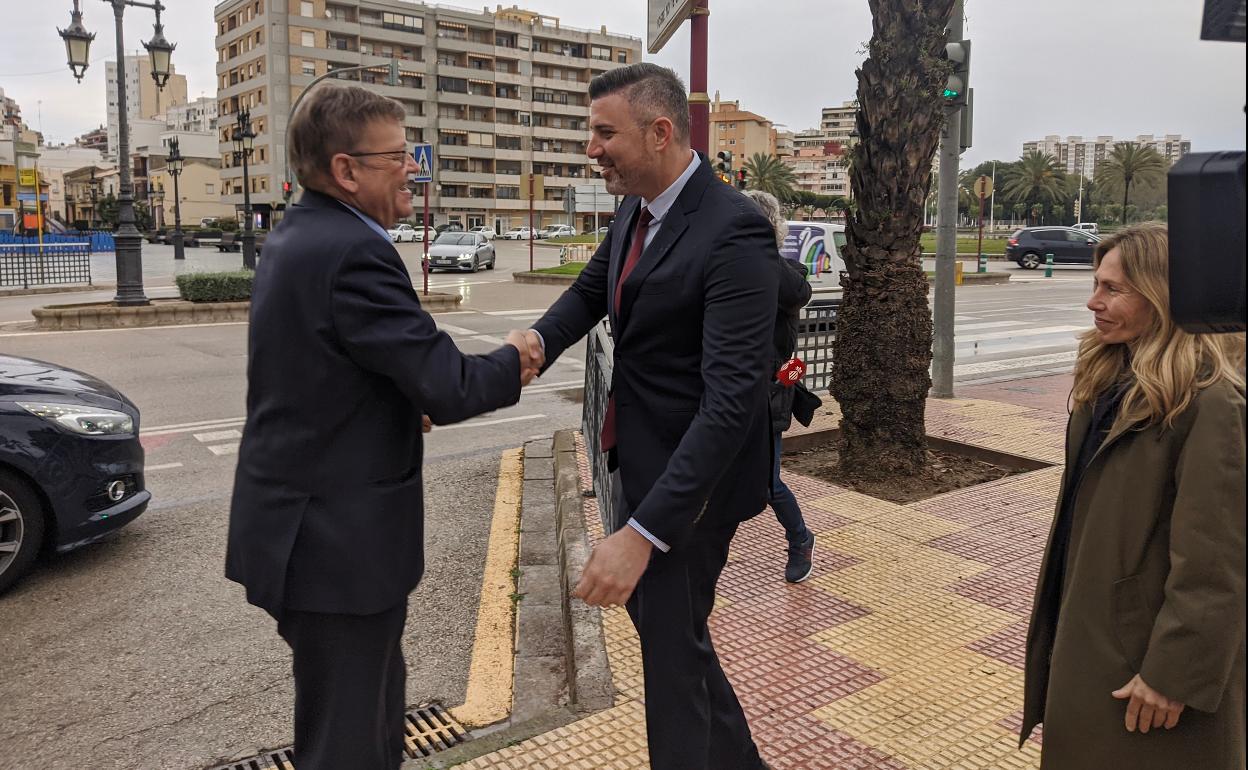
207,703,467,769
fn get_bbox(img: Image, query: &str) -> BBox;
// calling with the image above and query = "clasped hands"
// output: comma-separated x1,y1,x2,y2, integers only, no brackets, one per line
505,329,545,386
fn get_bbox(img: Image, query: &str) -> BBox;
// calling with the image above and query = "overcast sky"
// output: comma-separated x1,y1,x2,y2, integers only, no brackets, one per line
5,0,1244,165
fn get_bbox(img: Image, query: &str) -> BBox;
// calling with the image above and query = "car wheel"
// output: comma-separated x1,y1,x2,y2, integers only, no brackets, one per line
1019,252,1041,269
487,258,495,270
0,469,46,595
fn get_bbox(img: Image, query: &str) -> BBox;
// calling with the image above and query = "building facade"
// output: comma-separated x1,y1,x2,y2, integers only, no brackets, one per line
707,92,774,170
63,165,119,228
150,159,235,228
35,145,105,225
1021,134,1192,178
76,125,110,155
819,100,857,145
164,96,220,133
105,55,188,161
213,0,641,231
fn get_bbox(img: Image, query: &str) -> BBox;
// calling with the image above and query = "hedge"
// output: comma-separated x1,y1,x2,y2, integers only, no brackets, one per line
175,271,254,303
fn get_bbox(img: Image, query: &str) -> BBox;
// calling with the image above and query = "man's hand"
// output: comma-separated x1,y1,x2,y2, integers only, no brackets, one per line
1112,674,1185,733
505,329,544,386
572,525,653,607
421,415,433,433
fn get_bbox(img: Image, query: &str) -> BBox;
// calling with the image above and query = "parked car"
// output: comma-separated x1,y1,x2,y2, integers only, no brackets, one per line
426,232,496,272
544,224,578,238
1006,226,1100,269
469,226,496,241
387,223,418,242
435,222,464,235
1071,222,1100,235
0,355,150,594
501,227,534,240
782,221,847,285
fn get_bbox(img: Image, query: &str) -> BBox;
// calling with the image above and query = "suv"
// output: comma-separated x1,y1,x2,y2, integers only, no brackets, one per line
1006,227,1100,269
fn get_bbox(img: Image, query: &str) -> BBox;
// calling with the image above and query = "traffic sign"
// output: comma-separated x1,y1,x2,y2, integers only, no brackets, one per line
648,0,694,54
520,173,544,200
411,143,434,183
973,174,993,199
16,193,48,202
18,169,36,187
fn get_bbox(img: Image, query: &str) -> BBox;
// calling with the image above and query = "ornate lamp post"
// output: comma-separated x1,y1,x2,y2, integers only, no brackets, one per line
58,0,175,306
232,109,257,270
166,136,185,260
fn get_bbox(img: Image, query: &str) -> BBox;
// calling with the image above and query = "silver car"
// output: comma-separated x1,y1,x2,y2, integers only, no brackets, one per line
426,232,496,272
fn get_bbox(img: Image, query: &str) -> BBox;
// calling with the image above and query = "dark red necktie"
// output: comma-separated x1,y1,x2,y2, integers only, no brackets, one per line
601,206,653,452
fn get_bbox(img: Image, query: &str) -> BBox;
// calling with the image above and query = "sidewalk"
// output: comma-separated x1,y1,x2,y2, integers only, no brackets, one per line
457,374,1074,770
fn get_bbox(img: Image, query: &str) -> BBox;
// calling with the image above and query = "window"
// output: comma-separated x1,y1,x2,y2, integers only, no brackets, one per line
617,51,628,64
301,1,313,17
301,31,315,48
302,60,316,76
468,132,494,147
590,46,611,61
382,12,421,33
205,183,215,195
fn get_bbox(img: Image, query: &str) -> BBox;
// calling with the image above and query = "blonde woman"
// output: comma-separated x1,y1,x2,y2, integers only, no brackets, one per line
1021,223,1245,768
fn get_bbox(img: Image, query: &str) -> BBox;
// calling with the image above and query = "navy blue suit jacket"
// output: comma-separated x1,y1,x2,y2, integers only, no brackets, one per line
226,189,520,617
532,159,779,547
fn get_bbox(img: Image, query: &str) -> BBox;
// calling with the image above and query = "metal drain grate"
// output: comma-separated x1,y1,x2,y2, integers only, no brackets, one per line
209,703,467,770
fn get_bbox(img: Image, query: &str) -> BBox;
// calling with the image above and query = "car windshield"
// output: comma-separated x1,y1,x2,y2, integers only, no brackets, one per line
435,233,476,246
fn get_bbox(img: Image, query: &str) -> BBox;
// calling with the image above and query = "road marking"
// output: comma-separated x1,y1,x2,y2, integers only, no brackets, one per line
142,416,246,436
481,309,552,316
437,310,476,316
193,429,242,442
207,443,240,456
469,334,507,345
953,350,1078,376
451,447,522,728
953,320,1030,331
956,325,1083,343
522,379,582,393
145,462,184,471
436,322,479,336
0,321,247,338
432,414,546,431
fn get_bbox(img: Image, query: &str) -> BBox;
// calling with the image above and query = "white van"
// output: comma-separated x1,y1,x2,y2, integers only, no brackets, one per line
1072,222,1100,235
781,221,847,286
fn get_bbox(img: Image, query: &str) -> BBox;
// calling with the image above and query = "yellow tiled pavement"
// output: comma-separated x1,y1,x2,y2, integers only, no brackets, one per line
461,393,1065,769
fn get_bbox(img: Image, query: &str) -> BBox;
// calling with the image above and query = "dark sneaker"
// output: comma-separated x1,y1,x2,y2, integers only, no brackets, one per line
785,531,815,583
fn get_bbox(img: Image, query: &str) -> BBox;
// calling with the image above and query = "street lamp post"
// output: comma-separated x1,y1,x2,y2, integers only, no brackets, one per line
89,167,99,229
233,109,256,270
59,0,175,306
166,136,185,260
152,185,164,230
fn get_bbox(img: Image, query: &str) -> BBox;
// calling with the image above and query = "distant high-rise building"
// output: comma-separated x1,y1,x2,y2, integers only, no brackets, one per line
1021,134,1192,179
213,0,640,231
76,125,109,154
105,55,188,160
707,92,775,168
164,96,219,133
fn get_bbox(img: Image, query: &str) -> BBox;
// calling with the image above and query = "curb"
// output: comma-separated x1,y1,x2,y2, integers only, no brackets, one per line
0,283,115,298
30,291,463,330
512,271,578,286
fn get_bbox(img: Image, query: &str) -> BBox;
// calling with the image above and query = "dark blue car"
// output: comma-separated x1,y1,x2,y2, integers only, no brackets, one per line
0,354,149,594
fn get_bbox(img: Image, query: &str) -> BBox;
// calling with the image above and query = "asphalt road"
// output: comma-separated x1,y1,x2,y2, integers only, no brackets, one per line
0,239,1098,770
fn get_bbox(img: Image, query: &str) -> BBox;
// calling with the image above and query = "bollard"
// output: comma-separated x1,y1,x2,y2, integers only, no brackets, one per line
954,260,964,286
978,253,988,273
1045,252,1054,278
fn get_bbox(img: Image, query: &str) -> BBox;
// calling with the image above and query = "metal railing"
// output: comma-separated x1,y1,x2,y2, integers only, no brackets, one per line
0,242,92,288
580,296,840,535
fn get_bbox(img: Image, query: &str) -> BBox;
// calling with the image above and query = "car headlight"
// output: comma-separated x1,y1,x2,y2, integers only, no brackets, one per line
17,402,134,435
459,252,473,260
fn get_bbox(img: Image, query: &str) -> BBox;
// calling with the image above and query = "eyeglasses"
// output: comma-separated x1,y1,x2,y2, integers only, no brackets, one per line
345,149,410,164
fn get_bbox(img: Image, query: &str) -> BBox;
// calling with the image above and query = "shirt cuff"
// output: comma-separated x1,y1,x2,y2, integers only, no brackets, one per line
528,328,546,353
627,518,670,552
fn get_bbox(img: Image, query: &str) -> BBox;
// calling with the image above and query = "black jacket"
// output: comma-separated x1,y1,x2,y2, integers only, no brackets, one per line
532,159,779,547
226,189,521,617
769,258,813,433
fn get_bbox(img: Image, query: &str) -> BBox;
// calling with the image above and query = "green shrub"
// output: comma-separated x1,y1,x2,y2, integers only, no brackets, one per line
176,271,254,302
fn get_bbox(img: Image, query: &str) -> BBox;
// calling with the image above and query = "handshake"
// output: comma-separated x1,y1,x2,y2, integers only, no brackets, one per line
505,329,546,386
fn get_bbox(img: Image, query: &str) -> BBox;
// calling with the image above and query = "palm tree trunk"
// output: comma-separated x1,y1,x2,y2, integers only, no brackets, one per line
831,0,953,480
1121,176,1131,225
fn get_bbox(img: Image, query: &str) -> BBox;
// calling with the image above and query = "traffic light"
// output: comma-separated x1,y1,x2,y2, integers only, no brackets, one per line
715,150,733,177
735,168,748,190
943,39,971,104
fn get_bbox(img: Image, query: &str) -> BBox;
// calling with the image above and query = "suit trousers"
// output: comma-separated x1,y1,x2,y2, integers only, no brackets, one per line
276,601,408,770
614,480,763,770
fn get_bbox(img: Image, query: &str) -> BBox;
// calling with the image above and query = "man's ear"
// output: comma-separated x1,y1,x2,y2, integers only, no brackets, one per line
328,153,358,194
650,117,675,153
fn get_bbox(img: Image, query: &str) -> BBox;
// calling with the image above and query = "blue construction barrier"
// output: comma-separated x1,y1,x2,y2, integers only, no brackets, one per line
0,231,115,252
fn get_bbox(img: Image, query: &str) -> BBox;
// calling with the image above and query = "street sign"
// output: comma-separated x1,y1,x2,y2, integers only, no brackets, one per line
16,193,48,202
648,0,695,54
520,173,545,200
411,143,434,183
973,174,993,199
18,169,36,187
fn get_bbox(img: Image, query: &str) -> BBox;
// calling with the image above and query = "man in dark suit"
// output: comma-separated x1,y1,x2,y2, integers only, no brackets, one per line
526,64,779,770
226,84,541,770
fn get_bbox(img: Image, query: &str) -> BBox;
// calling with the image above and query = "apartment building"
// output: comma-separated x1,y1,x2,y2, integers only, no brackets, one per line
819,100,857,145
165,96,220,133
780,127,851,199
213,0,640,231
1022,134,1192,178
105,55,188,161
707,92,774,168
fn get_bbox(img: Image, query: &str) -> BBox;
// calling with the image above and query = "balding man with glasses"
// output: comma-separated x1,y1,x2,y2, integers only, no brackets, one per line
226,83,543,770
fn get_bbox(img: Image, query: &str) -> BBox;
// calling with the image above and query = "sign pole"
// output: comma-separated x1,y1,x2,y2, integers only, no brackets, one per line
33,161,44,253
528,173,534,273
422,182,430,296
689,1,709,155
976,192,985,271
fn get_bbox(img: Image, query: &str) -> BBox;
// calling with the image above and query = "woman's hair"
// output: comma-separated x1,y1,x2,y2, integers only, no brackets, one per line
742,190,787,248
1071,221,1245,428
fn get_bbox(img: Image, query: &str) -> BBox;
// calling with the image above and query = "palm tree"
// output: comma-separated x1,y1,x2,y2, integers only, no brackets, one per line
1096,143,1166,224
1000,151,1066,223
743,153,796,200
830,0,954,480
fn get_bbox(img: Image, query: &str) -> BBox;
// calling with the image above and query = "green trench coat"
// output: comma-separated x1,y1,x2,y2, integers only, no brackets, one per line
1022,379,1246,769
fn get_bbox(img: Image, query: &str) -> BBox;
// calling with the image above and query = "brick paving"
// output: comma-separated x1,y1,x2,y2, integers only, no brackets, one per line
461,375,1074,769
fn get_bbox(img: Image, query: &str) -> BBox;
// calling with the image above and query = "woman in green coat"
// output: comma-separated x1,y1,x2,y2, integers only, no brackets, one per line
1022,222,1245,769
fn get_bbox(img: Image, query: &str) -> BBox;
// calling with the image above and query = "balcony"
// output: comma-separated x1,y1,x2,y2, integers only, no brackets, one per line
437,195,496,210
440,170,497,185
435,35,497,57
